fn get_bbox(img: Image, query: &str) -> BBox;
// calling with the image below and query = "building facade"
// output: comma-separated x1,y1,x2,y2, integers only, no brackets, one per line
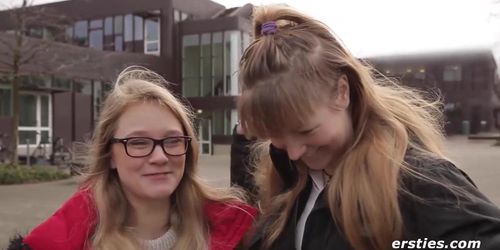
1,0,499,162
0,0,252,159
368,49,500,134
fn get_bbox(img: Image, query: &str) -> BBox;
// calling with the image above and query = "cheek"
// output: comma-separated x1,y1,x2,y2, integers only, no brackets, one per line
111,147,145,172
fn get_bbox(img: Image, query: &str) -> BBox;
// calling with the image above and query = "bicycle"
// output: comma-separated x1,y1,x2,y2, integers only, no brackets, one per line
0,133,13,165
51,137,71,170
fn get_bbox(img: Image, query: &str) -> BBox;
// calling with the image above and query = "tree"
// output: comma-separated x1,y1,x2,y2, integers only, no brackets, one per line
0,0,71,166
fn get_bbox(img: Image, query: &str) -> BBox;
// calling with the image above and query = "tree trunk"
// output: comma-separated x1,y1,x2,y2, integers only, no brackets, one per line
10,74,20,166
8,0,28,167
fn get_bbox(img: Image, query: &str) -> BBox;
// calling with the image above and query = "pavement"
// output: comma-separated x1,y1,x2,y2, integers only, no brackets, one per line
0,136,499,248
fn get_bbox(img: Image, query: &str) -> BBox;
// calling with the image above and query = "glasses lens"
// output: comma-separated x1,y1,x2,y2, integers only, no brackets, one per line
163,137,188,156
126,138,154,157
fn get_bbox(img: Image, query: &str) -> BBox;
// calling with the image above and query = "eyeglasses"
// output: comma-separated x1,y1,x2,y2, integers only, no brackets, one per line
111,136,191,158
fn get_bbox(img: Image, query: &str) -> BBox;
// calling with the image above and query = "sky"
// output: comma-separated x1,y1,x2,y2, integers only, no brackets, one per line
1,0,498,57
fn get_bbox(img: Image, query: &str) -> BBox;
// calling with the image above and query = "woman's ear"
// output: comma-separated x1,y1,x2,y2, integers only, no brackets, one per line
335,74,350,109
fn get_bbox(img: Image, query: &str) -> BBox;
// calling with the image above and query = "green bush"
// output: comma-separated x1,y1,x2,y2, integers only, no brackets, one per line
0,165,70,184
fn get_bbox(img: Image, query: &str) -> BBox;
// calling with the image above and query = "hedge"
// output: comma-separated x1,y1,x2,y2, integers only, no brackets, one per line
0,165,70,184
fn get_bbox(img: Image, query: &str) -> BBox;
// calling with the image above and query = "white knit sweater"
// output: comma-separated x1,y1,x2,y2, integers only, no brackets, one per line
142,228,176,250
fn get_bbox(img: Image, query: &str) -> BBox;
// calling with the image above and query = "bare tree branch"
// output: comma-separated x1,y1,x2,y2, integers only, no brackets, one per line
0,37,16,52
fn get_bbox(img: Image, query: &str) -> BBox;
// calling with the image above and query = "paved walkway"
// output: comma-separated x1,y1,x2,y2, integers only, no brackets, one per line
0,136,498,248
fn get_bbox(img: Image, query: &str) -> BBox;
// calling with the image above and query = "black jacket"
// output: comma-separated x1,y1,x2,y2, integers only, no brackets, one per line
230,125,258,203
231,136,500,250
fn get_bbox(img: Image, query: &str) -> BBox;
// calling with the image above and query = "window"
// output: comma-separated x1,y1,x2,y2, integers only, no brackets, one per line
212,32,223,96
74,20,88,46
74,79,92,94
224,31,241,95
115,36,123,52
52,77,72,90
124,14,133,42
114,16,123,34
28,27,43,38
18,93,51,146
414,68,426,80
104,17,113,35
21,75,51,89
201,33,211,96
182,34,200,97
114,16,124,51
0,87,11,116
212,109,234,136
89,29,103,50
443,65,462,82
182,31,244,97
144,17,160,55
90,19,103,29
213,110,224,135
134,15,143,41
89,19,103,50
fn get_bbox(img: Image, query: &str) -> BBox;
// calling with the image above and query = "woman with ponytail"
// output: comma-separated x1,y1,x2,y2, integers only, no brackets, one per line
234,4,500,250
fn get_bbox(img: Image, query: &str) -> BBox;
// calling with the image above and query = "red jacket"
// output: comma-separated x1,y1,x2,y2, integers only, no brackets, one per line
23,190,257,250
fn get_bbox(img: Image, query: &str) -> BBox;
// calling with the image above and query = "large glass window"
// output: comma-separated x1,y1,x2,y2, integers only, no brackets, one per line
89,19,103,29
21,75,50,89
213,110,224,135
212,32,224,96
0,87,11,116
104,17,113,35
74,79,92,94
144,17,160,55
134,15,143,41
41,95,49,127
89,34,103,50
74,20,88,46
182,31,243,97
52,77,72,90
89,29,103,50
201,33,211,96
182,34,200,97
443,65,462,82
124,14,133,42
18,93,51,146
115,36,123,52
212,109,233,135
224,31,241,95
19,94,37,127
114,16,123,34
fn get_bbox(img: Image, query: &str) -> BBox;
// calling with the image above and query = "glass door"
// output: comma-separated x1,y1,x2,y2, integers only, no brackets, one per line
198,118,212,155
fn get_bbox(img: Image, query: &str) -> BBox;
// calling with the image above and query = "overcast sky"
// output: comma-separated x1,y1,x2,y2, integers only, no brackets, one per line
1,0,498,57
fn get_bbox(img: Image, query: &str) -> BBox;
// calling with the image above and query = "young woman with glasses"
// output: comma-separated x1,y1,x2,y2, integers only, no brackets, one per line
9,67,256,250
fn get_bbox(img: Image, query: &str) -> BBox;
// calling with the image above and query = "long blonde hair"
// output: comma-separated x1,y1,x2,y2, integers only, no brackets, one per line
80,66,244,250
239,5,447,250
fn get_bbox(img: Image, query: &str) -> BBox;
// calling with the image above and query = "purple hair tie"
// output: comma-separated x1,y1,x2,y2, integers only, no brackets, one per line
261,21,278,35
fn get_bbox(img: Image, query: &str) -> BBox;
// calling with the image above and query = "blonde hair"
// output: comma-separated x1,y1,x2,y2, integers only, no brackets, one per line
80,66,244,250
239,5,448,250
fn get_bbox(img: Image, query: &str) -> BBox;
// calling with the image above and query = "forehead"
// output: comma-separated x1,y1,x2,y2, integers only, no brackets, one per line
114,102,183,137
